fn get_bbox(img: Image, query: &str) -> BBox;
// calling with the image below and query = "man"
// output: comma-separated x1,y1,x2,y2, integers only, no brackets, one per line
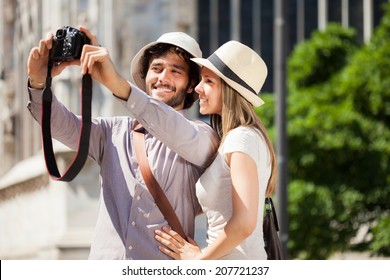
27,27,218,259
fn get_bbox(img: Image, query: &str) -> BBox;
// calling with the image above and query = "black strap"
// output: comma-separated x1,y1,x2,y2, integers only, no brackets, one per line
208,53,257,95
265,197,280,231
41,60,92,181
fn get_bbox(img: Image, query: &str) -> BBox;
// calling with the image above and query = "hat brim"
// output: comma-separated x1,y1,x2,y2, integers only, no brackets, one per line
131,41,159,92
191,58,265,107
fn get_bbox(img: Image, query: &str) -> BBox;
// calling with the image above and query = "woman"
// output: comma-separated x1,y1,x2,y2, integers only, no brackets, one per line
154,41,277,260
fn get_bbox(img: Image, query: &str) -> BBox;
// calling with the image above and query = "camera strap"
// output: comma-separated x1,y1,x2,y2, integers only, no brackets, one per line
41,60,92,181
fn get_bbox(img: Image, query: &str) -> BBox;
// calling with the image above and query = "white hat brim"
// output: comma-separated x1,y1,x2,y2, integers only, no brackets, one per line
130,41,158,92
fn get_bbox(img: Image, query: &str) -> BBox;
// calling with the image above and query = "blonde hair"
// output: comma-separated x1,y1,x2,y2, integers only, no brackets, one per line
210,81,277,197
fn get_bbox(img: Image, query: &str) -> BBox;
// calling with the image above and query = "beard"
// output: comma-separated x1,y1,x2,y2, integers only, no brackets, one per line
147,82,191,109
163,90,187,108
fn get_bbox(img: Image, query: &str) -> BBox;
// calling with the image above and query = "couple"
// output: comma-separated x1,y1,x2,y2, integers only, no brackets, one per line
27,27,276,260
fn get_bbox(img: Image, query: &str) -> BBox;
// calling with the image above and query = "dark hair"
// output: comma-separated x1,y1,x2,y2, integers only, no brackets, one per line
139,43,200,109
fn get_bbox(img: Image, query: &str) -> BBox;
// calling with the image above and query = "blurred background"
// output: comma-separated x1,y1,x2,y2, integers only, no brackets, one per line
0,0,389,260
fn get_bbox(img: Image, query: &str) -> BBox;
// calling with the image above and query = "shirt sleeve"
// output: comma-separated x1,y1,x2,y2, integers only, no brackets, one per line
221,126,270,167
114,84,219,168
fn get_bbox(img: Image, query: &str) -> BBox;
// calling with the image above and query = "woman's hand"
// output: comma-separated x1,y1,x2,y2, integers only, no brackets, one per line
155,227,202,260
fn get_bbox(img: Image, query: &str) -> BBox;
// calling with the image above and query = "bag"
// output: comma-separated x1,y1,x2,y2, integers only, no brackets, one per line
263,197,284,260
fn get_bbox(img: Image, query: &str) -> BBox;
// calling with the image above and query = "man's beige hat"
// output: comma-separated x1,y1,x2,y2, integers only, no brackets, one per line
191,40,267,107
131,32,202,91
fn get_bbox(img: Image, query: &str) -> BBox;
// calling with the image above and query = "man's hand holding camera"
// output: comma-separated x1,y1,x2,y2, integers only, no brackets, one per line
27,26,129,97
78,28,131,99
28,32,60,89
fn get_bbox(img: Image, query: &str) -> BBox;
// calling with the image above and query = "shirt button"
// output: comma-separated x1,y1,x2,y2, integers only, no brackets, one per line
137,195,141,200
132,221,136,226
128,245,132,250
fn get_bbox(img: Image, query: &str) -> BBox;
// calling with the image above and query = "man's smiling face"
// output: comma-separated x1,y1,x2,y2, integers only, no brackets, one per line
145,51,192,110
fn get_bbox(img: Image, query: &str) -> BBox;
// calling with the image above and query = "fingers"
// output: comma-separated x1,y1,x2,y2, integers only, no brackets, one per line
38,32,53,56
45,32,53,50
29,47,40,61
158,244,179,260
162,226,186,243
38,38,46,55
27,33,53,81
80,45,108,75
155,228,185,260
155,228,182,251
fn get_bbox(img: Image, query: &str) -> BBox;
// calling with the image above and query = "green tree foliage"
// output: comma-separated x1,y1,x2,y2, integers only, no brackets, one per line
282,5,390,259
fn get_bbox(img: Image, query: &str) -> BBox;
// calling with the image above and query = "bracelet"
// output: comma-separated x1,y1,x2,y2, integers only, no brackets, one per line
28,76,45,89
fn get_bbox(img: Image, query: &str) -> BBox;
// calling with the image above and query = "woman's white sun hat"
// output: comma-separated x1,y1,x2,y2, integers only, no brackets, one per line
191,40,267,107
130,32,202,91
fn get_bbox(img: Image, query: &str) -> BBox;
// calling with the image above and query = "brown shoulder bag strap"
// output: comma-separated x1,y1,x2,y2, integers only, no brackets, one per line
133,123,187,240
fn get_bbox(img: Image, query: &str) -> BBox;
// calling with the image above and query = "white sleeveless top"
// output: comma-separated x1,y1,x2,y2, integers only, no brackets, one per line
196,126,271,259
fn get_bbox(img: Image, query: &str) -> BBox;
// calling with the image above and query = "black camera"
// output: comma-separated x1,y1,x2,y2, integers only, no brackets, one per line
49,26,90,62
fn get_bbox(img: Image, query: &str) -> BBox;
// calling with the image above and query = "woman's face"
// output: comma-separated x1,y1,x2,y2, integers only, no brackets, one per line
195,67,223,115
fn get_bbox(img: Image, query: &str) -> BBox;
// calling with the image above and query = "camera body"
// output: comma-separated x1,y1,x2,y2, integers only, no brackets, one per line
50,26,90,62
